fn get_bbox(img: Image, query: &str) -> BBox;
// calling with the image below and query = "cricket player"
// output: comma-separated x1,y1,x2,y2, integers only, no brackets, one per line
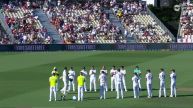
49,73,57,101
81,67,88,92
99,71,107,99
52,67,59,91
60,67,68,100
89,66,97,92
110,66,117,91
68,67,75,92
170,69,177,97
120,66,127,92
115,69,124,99
77,72,85,101
145,69,153,98
133,66,142,89
100,66,108,91
132,73,140,98
159,68,167,97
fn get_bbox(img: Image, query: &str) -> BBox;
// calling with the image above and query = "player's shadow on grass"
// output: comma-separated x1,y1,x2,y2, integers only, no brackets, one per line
84,97,100,100
138,88,170,91
177,94,193,97
126,88,163,91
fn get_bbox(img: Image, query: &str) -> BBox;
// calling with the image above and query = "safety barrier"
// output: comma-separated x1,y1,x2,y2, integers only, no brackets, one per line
1,43,193,51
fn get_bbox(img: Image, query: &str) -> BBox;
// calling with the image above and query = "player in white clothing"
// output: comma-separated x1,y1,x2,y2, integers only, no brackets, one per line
81,67,88,92
99,71,107,99
60,67,68,100
145,69,153,98
110,66,117,91
68,67,75,92
100,66,108,91
120,66,127,92
115,69,124,99
170,69,177,97
89,66,97,92
132,73,140,98
159,68,167,97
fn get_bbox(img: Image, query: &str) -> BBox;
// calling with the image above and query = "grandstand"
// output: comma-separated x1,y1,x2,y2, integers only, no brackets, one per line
0,0,177,44
0,24,10,44
1,2,53,44
112,1,174,43
43,3,126,44
178,2,193,43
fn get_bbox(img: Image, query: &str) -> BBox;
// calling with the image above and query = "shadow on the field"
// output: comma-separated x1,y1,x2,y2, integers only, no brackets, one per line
84,97,99,100
135,88,170,91
57,99,72,101
177,94,193,97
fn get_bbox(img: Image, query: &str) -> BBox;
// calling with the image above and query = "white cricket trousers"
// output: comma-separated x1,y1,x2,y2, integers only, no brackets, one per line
105,81,108,91
56,79,59,91
100,84,106,99
170,82,176,97
68,80,75,92
133,85,139,98
159,81,166,97
49,86,57,101
90,77,96,91
138,79,141,89
111,76,116,91
78,86,84,101
61,80,67,95
122,76,127,91
146,83,152,98
84,82,87,92
116,82,123,99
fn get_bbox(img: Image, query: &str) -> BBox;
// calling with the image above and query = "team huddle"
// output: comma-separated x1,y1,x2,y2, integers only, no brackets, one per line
49,66,177,101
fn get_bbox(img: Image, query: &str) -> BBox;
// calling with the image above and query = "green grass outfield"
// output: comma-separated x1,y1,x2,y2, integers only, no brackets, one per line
0,51,193,108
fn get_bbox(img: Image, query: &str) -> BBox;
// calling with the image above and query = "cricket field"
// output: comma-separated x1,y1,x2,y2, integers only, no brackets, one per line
0,51,193,108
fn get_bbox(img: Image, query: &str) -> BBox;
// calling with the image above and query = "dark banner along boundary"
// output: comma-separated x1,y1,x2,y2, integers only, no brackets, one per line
0,43,193,51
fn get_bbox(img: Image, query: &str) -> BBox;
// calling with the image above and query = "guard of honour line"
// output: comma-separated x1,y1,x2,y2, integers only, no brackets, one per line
49,66,177,101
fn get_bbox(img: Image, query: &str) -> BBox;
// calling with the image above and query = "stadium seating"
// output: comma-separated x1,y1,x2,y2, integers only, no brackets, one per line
0,36,10,44
113,1,172,43
0,0,176,44
1,3,52,44
0,24,10,44
44,3,126,44
178,3,193,43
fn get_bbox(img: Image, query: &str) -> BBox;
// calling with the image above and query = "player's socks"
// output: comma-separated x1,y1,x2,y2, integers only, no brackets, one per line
100,96,103,100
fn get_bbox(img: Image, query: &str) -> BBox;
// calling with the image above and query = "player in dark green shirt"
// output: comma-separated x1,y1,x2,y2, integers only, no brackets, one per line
133,66,142,89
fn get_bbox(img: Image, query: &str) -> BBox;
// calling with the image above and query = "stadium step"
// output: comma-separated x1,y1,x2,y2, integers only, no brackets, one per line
0,11,15,43
104,9,135,43
33,9,62,44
